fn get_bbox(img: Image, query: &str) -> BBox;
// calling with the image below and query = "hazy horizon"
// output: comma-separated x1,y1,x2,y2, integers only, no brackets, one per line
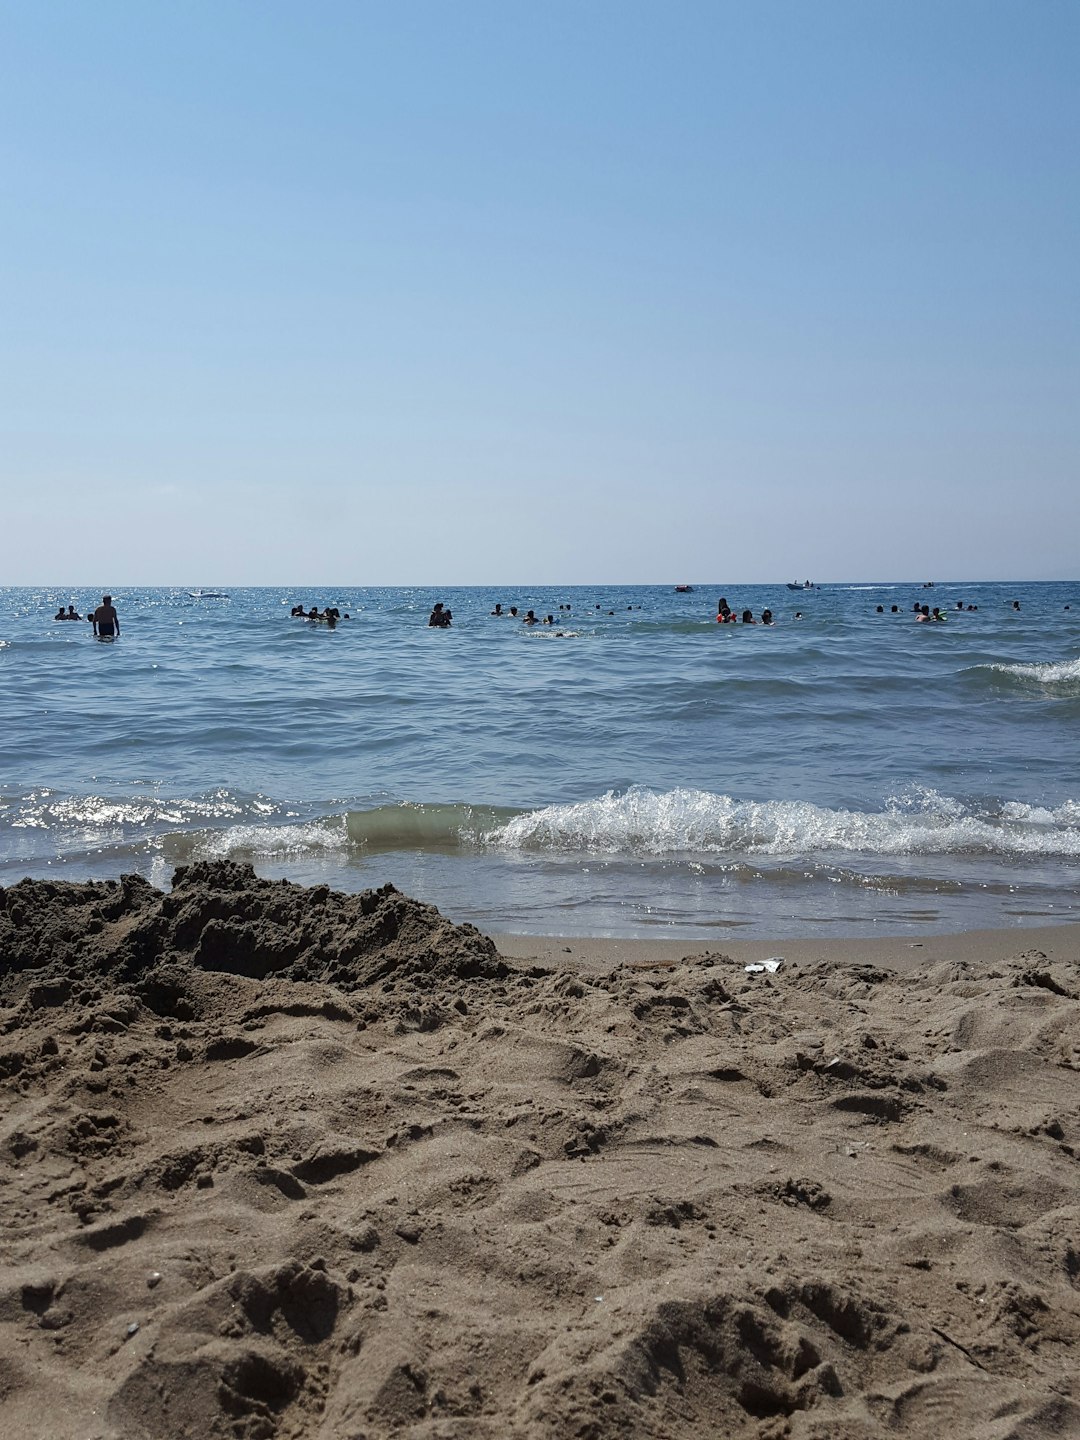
12,576,1075,592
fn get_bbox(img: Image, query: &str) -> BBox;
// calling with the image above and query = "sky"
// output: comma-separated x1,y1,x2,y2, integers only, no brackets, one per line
2,0,1077,584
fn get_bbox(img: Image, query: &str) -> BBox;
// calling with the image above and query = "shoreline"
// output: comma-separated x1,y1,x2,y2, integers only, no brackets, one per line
493,919,1080,975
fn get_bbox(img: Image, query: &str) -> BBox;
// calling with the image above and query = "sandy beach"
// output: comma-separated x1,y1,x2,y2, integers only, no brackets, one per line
1,863,1078,1438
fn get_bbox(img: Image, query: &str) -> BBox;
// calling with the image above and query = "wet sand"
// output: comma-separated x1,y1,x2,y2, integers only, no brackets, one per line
495,921,1080,975
1,864,1077,1438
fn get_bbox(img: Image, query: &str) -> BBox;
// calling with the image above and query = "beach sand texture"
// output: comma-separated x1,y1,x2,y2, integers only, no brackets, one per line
1,863,1078,1438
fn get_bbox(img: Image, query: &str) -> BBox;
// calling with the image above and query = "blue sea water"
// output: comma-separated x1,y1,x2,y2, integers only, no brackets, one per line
2,582,1078,939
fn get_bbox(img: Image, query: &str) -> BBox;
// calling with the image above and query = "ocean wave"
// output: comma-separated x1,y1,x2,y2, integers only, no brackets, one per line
989,656,1080,686
492,787,1080,858
3,789,281,833
336,788,1080,860
345,803,522,851
10,787,1080,871
168,817,350,861
973,655,1080,694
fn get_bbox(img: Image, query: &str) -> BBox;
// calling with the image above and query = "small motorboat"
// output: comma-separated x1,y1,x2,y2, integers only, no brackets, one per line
674,585,694,593
190,590,230,599
786,581,815,591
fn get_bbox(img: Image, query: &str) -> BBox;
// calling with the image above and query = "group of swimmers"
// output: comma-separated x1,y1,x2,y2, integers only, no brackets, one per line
290,604,350,625
716,598,778,625
52,596,120,637
489,604,560,625
873,599,1039,621
428,601,591,634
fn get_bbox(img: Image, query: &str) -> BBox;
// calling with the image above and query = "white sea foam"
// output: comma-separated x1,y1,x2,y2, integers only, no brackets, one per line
489,786,1080,858
990,656,1080,686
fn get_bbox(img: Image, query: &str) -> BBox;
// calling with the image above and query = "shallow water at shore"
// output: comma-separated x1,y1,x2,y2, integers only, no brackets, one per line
2,581,1078,936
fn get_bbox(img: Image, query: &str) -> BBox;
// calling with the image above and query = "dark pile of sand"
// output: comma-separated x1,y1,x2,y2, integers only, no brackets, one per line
1,864,1078,1438
0,860,510,1000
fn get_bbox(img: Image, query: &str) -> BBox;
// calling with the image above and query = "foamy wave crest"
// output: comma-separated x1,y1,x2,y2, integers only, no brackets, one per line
491,787,1080,858
984,656,1080,689
174,817,350,861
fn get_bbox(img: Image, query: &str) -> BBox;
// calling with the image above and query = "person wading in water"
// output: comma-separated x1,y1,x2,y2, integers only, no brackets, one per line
91,595,120,638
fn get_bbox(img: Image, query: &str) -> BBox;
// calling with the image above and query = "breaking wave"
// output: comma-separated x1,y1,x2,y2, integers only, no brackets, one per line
7,788,1080,872
980,655,1080,692
489,787,1080,858
168,817,351,861
334,788,1080,860
345,804,521,851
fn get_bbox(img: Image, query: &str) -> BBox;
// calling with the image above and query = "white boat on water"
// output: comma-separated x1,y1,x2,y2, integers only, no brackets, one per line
189,590,230,599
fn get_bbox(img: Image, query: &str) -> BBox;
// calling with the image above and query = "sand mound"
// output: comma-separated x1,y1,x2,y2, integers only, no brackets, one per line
1,868,1078,1438
0,861,508,1000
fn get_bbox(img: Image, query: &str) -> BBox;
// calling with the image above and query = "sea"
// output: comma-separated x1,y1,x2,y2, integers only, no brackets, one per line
2,582,1078,940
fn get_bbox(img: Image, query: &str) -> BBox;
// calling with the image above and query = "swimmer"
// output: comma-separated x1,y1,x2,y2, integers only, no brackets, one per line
523,610,539,624
741,609,755,624
875,605,884,613
890,605,899,613
509,607,518,617
794,611,803,620
491,603,503,616
1012,600,1021,611
91,594,120,638
716,597,731,623
761,609,774,625
428,603,451,628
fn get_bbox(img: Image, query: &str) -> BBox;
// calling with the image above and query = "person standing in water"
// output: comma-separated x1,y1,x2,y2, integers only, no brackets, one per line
91,595,120,638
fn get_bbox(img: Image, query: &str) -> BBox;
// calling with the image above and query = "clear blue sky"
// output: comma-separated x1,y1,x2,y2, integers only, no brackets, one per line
3,1,1077,583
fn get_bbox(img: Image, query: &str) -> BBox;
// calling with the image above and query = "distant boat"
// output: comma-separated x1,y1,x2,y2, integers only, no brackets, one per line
786,581,816,591
190,590,230,599
674,585,694,593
